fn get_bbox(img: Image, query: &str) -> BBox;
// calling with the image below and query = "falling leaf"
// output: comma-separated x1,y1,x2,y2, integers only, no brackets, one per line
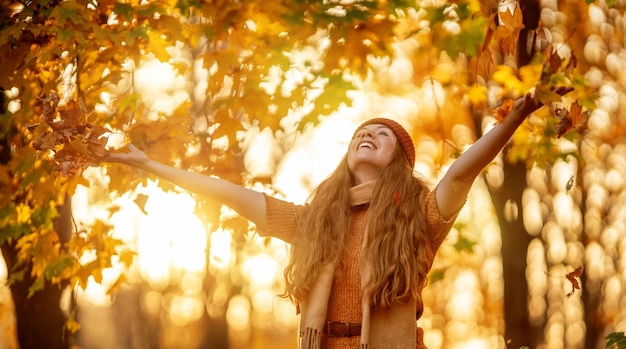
134,193,149,214
566,265,584,297
453,236,477,253
428,268,446,285
541,44,564,84
493,6,524,55
64,309,81,334
566,176,576,192
554,101,588,138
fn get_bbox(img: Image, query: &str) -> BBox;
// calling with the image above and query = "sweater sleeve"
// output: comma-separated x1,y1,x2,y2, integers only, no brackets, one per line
425,186,462,252
258,193,305,244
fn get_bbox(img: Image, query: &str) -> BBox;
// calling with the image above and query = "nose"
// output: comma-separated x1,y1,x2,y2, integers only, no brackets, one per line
359,129,374,139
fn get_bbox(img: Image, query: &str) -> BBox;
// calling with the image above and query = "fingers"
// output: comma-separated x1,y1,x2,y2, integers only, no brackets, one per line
103,145,132,163
104,151,123,163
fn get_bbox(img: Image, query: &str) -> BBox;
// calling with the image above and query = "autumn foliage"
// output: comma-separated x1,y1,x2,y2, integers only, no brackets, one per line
32,93,111,176
0,0,619,348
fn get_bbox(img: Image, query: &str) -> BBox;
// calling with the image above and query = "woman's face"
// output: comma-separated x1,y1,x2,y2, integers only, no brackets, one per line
347,123,398,181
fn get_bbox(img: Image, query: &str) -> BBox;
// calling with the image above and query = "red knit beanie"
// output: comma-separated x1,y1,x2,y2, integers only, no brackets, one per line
353,118,415,168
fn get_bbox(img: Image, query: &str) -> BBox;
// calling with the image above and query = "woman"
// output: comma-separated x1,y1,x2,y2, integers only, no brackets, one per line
107,89,569,349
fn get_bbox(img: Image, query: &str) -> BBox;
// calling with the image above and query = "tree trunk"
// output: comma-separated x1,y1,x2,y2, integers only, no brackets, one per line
0,110,73,348
489,160,540,348
0,198,74,349
486,2,545,347
0,258,70,349
197,312,229,349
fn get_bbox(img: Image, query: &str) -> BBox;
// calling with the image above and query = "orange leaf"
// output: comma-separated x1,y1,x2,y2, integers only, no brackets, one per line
494,98,515,123
494,6,524,55
554,101,588,138
566,265,584,297
59,101,83,128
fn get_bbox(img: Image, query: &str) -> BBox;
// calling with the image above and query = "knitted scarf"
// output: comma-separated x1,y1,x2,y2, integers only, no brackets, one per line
299,180,377,349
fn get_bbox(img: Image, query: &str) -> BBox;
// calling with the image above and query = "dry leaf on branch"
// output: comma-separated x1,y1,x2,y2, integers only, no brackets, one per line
32,93,111,176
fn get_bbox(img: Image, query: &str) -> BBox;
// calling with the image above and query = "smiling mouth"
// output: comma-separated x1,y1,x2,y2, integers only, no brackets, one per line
358,141,376,150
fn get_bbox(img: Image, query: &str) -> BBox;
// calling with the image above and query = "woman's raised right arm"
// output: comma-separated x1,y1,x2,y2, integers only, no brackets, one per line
107,145,267,229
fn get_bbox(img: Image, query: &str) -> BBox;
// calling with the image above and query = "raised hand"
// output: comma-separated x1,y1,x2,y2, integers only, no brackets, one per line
106,144,151,168
512,86,574,120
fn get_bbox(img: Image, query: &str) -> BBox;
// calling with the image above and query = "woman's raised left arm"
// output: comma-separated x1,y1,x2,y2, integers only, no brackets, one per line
435,87,571,220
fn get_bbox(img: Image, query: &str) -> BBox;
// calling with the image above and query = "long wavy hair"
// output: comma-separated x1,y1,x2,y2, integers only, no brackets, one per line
282,143,432,308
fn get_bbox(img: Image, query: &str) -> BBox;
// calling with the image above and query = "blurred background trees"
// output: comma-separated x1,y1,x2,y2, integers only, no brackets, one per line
0,0,624,348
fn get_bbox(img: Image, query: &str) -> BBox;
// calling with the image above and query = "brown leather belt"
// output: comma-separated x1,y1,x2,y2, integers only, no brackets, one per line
324,321,361,337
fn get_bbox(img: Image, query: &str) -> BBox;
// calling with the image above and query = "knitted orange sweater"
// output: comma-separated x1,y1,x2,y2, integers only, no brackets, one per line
261,185,458,349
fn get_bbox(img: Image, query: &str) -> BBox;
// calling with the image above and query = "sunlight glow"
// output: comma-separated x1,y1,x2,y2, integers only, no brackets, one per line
209,228,233,271
227,295,251,333
0,256,6,284
527,239,548,324
141,290,162,316
523,188,544,236
75,269,122,307
140,183,207,274
446,271,482,322
243,254,280,288
51,4,626,347
167,294,204,326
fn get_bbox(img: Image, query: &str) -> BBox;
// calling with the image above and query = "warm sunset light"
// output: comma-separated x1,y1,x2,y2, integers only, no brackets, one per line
2,2,626,349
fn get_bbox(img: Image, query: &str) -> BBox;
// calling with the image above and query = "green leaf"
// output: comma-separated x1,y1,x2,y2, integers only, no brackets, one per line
28,276,45,298
58,2,84,25
303,74,354,129
0,204,15,227
0,223,32,245
30,205,56,229
176,0,202,14
130,26,149,41
118,93,142,113
135,3,164,17
453,236,477,253
428,268,446,284
7,269,25,285
114,3,134,22
606,332,626,349
44,255,77,280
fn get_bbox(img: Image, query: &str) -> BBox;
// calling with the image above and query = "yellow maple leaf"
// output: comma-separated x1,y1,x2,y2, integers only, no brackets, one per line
16,204,31,224
65,309,81,333
492,65,525,92
147,31,171,62
494,6,524,55
467,84,488,107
